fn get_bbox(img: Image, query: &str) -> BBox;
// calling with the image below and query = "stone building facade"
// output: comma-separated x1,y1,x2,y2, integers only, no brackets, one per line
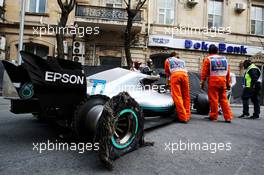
0,0,263,76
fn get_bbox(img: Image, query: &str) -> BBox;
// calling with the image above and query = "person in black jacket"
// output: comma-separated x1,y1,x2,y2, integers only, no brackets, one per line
142,59,154,75
239,60,262,119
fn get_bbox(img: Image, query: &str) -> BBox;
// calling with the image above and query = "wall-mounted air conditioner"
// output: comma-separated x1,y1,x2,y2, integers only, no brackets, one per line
72,55,85,65
235,3,246,13
187,0,199,8
73,41,85,55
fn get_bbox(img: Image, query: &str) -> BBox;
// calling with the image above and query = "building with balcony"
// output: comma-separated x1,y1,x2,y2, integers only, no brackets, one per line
0,0,264,75
73,1,146,66
146,0,264,104
0,0,76,61
147,0,264,74
0,0,264,103
0,0,147,66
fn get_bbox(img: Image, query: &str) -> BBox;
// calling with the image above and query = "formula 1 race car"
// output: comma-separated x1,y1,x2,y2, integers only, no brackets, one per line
1,51,209,169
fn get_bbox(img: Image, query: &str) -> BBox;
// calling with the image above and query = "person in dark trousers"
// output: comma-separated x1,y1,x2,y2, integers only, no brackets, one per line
239,60,262,119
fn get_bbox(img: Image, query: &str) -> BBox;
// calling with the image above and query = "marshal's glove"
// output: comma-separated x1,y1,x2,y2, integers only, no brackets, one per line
200,80,205,90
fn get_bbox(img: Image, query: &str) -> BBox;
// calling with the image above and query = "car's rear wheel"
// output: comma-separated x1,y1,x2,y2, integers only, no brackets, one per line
96,92,144,170
73,95,109,141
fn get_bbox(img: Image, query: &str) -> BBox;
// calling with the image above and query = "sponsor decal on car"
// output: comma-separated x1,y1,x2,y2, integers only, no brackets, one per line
45,71,85,85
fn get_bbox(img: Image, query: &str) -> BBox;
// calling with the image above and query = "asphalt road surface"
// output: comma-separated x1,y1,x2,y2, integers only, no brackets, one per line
0,97,263,175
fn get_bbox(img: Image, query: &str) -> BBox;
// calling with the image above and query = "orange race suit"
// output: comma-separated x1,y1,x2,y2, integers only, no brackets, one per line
165,57,190,122
201,54,233,121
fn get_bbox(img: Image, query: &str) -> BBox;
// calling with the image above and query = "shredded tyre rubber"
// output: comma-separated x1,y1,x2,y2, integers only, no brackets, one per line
96,92,154,170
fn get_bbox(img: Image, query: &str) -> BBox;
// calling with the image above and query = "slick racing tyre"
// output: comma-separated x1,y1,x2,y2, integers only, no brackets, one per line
96,92,144,170
194,93,210,115
73,95,109,141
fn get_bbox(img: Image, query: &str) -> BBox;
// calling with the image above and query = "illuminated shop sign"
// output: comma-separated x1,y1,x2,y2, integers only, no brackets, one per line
184,40,247,55
148,35,264,56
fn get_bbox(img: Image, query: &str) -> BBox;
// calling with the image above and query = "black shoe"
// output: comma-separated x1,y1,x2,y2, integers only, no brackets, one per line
225,120,232,123
238,114,249,118
248,116,260,120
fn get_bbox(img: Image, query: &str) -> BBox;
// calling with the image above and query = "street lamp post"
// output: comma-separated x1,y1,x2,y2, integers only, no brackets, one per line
18,0,26,65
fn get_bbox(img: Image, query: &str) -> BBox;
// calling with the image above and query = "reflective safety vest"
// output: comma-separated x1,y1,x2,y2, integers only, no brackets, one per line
168,57,187,73
209,55,228,77
243,64,261,88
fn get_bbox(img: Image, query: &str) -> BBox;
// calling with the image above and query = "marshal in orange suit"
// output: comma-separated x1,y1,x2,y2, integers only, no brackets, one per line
165,52,190,123
200,45,233,123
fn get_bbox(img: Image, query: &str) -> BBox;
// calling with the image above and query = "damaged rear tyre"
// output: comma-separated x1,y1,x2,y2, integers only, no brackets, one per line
96,92,144,169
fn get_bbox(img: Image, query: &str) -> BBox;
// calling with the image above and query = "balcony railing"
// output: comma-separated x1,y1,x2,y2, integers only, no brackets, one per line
75,5,141,22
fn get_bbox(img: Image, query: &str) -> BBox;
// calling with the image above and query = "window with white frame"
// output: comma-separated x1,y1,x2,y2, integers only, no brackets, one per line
106,0,122,8
157,0,175,25
208,0,223,28
27,0,47,13
251,6,264,35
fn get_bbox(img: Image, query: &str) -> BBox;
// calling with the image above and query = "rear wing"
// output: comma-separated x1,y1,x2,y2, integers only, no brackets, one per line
2,51,87,112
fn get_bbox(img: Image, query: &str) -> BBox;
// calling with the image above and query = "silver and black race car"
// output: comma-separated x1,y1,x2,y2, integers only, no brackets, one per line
1,51,209,169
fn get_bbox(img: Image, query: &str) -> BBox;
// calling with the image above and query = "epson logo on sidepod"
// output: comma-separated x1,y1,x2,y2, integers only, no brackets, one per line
45,71,85,85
